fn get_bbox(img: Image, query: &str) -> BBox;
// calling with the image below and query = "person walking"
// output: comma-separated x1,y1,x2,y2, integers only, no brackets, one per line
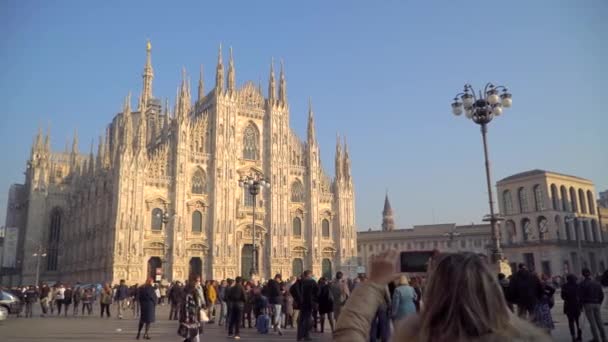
532,274,555,334
242,283,253,329
391,275,417,323
206,280,217,323
580,268,607,342
136,278,158,340
329,272,350,321
497,273,514,312
178,276,204,342
114,279,129,319
264,274,284,336
100,283,112,318
317,277,335,333
227,276,246,340
39,283,50,317
131,284,140,318
169,281,184,321
509,264,542,319
216,280,228,326
293,270,319,341
82,288,93,315
53,283,66,315
24,285,38,318
49,284,57,315
72,285,82,316
562,274,583,342
63,285,73,317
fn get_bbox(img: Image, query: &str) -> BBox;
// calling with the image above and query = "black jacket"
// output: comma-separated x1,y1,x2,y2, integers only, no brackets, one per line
263,279,281,305
561,282,582,315
508,270,541,308
226,284,246,304
579,277,605,305
295,278,318,310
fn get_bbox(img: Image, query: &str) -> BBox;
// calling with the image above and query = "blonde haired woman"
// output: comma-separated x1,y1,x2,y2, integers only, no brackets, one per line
391,275,417,322
333,251,550,342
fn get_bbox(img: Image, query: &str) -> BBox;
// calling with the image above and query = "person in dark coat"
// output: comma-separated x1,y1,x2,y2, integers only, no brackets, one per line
137,278,158,340
294,270,319,341
317,277,335,333
227,276,247,339
562,274,583,342
169,281,185,321
509,264,542,319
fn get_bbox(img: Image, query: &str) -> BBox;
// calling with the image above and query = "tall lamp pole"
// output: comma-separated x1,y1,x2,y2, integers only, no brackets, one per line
451,83,513,263
238,173,270,278
33,244,47,286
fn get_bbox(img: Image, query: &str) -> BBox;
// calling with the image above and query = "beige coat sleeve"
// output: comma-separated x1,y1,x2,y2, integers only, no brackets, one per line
332,281,386,342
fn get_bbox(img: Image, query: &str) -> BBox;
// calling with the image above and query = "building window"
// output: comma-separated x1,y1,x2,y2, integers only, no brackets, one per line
191,169,206,194
521,218,531,241
192,211,202,233
518,187,529,213
502,190,513,215
460,240,466,248
151,208,163,231
533,185,545,211
560,186,569,211
291,181,304,202
243,188,254,207
322,219,330,238
587,191,596,215
293,217,302,237
537,216,548,241
550,184,559,210
569,187,578,212
242,123,260,160
591,220,599,242
369,245,373,252
583,220,589,241
578,189,587,214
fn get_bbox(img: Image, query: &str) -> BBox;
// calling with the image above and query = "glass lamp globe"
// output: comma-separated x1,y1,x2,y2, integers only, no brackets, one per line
266,182,271,188
248,179,254,186
462,93,474,107
465,108,474,119
487,92,499,105
451,102,463,116
501,93,512,108
492,105,503,116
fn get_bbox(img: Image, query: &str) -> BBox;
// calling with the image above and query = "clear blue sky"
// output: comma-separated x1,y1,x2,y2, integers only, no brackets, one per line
0,0,606,231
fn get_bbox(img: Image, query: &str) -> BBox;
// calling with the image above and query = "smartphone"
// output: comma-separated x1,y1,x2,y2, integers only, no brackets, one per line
399,250,436,273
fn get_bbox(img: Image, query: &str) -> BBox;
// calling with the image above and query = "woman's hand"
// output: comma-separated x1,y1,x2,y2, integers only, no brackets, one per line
369,250,400,285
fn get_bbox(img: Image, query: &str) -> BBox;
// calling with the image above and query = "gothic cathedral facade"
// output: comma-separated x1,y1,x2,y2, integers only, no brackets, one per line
14,42,357,284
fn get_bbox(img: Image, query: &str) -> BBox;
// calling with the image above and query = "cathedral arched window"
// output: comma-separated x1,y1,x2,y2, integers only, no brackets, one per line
151,208,163,231
242,123,260,160
502,190,513,215
518,187,529,213
192,211,203,233
191,169,206,194
322,219,330,238
293,217,302,237
291,180,304,202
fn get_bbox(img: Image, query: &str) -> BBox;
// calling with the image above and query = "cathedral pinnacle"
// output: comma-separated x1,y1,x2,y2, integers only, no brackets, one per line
268,58,276,102
307,97,316,144
335,132,343,180
198,65,205,102
215,44,224,92
278,59,287,104
227,47,236,92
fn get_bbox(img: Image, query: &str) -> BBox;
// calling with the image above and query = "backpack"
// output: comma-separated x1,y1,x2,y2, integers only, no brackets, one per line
256,312,271,334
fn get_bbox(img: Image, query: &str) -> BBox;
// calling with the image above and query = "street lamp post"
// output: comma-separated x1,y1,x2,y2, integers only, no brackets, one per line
451,83,513,263
33,244,47,286
238,173,270,278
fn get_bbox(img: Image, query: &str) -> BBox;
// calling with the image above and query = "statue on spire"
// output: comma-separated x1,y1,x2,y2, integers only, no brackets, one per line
141,39,154,106
335,133,343,180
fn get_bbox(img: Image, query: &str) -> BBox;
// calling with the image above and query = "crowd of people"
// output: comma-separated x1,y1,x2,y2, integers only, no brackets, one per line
3,254,608,342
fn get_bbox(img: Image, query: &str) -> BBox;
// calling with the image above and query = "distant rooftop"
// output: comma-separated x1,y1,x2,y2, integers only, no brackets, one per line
497,169,591,184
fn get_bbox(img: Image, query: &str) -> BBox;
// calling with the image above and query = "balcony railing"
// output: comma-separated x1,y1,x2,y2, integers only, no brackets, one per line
503,238,607,248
